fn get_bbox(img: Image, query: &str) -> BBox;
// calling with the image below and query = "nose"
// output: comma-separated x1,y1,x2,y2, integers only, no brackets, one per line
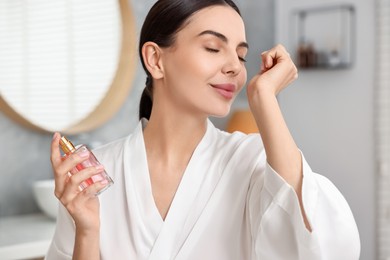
222,52,242,76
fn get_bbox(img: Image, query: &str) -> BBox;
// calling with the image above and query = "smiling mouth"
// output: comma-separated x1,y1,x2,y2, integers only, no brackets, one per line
211,84,236,99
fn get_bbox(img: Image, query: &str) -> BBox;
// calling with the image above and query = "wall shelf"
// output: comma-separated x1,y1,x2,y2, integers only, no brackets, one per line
291,4,356,69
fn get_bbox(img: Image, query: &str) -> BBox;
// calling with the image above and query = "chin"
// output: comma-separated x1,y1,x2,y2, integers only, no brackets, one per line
209,105,231,118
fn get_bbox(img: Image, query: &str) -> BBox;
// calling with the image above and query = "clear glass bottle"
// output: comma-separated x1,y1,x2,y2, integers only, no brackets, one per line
59,136,113,194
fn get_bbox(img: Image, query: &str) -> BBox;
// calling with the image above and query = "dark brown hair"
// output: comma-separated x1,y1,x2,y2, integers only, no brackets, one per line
138,0,241,120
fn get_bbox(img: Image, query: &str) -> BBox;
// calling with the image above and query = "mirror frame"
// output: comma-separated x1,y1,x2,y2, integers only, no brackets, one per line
0,0,137,134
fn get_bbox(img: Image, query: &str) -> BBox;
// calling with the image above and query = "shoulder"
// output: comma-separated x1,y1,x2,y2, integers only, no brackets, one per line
92,135,129,160
209,124,265,171
90,133,136,181
207,124,266,183
92,121,143,160
212,126,264,154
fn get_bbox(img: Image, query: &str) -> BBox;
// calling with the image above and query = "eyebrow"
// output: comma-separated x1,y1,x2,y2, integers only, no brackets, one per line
197,30,249,49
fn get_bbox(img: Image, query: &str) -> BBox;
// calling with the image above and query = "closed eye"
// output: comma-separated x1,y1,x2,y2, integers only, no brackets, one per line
239,56,247,63
205,47,247,63
205,47,219,53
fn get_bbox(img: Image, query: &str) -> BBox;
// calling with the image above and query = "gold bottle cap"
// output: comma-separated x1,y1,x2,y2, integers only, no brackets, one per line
59,136,76,154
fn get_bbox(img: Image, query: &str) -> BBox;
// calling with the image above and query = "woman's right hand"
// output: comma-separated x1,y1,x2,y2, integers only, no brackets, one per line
50,132,108,232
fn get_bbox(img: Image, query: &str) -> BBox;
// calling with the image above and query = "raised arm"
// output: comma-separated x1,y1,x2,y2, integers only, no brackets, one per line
246,44,310,230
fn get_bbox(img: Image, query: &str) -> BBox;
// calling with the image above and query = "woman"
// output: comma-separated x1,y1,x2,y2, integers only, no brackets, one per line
47,0,360,259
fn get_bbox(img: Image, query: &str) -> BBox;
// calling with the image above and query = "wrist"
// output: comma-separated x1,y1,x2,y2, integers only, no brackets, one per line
248,86,277,109
74,226,100,260
247,79,276,99
75,223,100,236
247,75,278,97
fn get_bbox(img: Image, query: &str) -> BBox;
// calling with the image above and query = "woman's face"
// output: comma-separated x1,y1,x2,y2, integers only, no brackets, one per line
159,5,248,118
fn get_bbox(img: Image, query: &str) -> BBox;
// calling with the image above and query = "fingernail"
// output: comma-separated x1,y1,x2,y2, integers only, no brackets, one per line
78,151,90,157
95,165,104,171
100,179,109,185
52,132,58,140
266,58,271,68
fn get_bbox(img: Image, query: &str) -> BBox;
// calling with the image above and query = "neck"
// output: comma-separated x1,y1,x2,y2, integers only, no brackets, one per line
143,107,208,167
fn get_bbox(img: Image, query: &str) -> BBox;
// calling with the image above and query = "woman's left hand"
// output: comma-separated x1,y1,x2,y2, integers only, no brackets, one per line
247,44,298,99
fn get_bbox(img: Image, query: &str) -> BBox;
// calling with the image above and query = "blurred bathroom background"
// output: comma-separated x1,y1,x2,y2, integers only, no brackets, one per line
0,0,382,259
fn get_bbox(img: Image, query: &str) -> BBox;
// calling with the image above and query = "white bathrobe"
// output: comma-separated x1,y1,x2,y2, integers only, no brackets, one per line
46,119,360,260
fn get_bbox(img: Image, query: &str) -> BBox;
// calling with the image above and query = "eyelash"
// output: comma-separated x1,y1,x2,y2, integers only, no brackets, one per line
205,48,247,63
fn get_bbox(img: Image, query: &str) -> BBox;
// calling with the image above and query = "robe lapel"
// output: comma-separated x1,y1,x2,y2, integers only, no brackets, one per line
148,120,224,260
124,120,163,252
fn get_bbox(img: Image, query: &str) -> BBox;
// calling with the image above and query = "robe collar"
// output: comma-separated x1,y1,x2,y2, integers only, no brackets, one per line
124,118,223,259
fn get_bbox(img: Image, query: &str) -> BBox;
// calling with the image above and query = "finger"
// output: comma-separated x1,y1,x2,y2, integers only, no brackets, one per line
59,165,106,204
261,51,276,70
263,48,293,72
50,132,62,168
51,132,70,197
54,172,70,200
260,60,265,73
264,45,289,63
54,147,91,199
56,151,90,177
62,179,107,210
64,181,106,218
81,180,109,199
69,165,105,186
273,44,287,55
55,158,100,199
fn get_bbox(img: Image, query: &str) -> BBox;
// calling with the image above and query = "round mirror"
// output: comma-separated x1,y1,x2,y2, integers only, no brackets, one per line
0,0,137,134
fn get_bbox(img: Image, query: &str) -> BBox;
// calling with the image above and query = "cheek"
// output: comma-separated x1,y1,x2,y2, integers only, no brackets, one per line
238,68,247,91
182,55,220,81
168,54,211,84
170,48,221,82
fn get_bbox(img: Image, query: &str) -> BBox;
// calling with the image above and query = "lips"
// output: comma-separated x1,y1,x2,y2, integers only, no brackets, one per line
211,83,236,99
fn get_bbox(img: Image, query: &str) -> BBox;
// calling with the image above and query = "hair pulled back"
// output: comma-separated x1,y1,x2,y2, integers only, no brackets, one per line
138,0,240,120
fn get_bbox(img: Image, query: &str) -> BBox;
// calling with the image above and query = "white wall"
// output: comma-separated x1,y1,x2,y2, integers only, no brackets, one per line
276,0,375,259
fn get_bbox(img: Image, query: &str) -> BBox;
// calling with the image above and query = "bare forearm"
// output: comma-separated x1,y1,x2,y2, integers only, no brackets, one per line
73,228,100,260
251,90,302,191
251,90,311,231
247,44,311,230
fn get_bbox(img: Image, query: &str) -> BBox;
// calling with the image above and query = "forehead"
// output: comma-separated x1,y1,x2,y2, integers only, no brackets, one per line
179,5,246,41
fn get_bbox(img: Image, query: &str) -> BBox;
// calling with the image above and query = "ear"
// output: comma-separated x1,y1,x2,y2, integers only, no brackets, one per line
141,42,164,80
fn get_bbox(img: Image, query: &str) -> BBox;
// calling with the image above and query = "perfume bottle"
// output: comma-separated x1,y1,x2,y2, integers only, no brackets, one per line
59,136,113,194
